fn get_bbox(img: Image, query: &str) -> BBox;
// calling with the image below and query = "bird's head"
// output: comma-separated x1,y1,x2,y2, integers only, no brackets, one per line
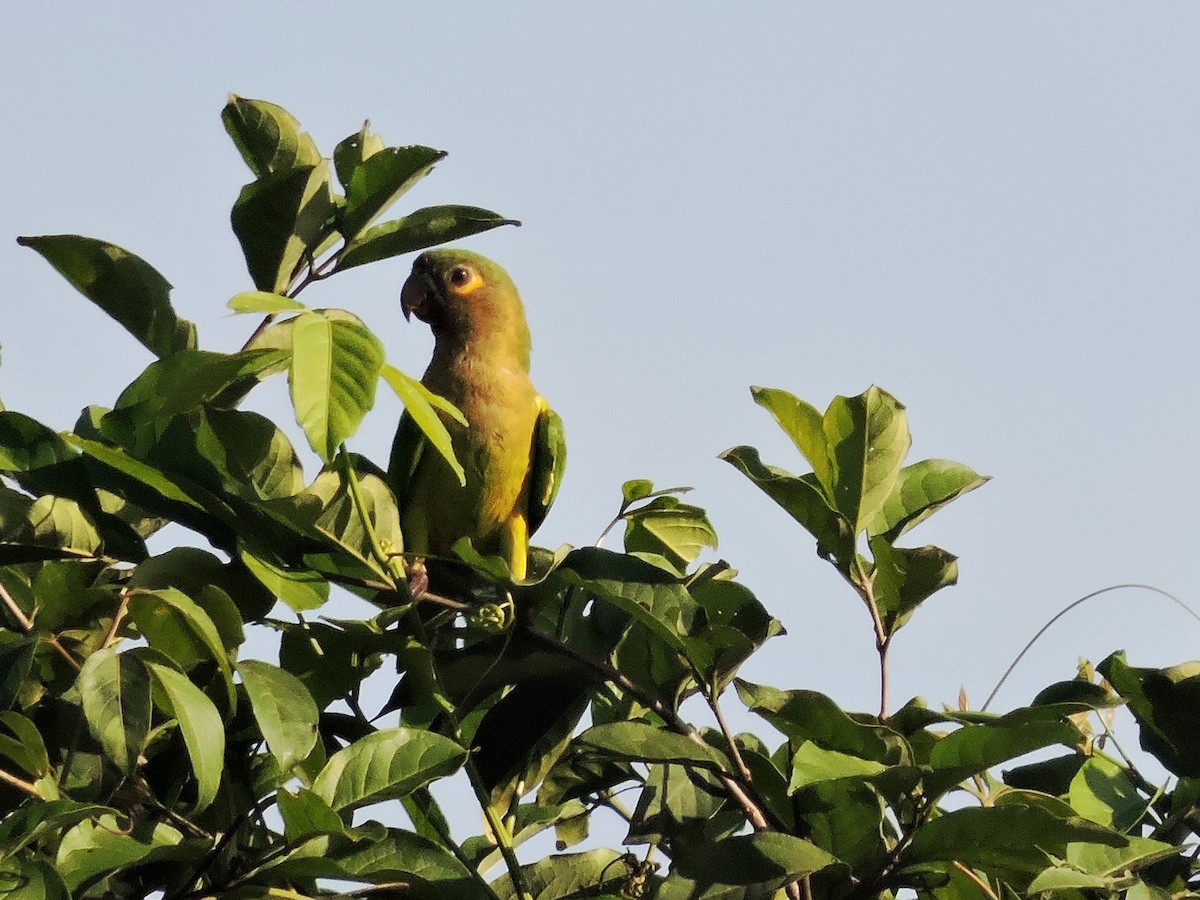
400,249,531,362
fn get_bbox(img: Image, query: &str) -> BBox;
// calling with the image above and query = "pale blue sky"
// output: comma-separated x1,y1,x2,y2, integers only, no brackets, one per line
5,6,1199,738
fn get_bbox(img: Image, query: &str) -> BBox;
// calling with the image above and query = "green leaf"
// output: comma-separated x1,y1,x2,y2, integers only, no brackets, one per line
627,763,726,844
0,411,76,472
127,587,233,680
576,722,729,769
336,205,520,271
221,94,323,178
143,661,224,812
289,310,385,462
276,787,347,843
0,711,49,777
239,547,328,612
867,458,990,540
751,385,833,490
55,815,182,892
1069,754,1150,833
0,491,104,563
902,805,1126,879
788,742,889,792
237,659,319,772
311,727,467,813
231,165,337,293
623,496,717,574
735,680,902,763
0,859,70,900
17,234,196,357
669,831,839,889
333,122,385,188
720,445,853,570
226,290,306,314
341,145,446,238
0,640,34,710
492,849,630,900
381,363,465,485
1098,653,1200,778
78,648,151,774
868,538,959,636
0,800,119,856
822,386,910,533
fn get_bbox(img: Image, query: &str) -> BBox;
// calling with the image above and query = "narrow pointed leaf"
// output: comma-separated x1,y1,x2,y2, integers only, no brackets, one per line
576,722,729,769
226,291,306,314
17,235,195,357
381,363,465,484
333,122,385,188
336,205,520,271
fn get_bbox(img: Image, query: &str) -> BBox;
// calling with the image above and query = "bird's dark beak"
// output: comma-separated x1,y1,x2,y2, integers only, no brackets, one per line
401,255,437,323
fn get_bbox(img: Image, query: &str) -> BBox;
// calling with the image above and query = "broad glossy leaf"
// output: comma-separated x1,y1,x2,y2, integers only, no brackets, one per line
0,411,76,472
231,165,337,293
221,94,323,178
17,234,195,357
788,742,888,792
628,763,725,844
0,640,34,710
926,716,1081,796
623,496,717,575
492,849,630,900
239,547,328,612
720,445,853,570
237,659,319,772
127,587,233,676
0,800,119,855
78,648,151,774
279,619,390,709
867,458,990,540
1065,834,1180,879
670,832,839,889
143,662,223,812
126,547,257,640
226,290,306,314
576,722,729,769
1098,653,1200,778
735,680,903,763
192,406,305,502
902,805,1125,880
751,385,833,490
311,727,467,813
822,386,910,533
289,310,384,462
276,787,347,843
868,538,958,636
330,826,482,900
0,859,70,900
1068,754,1149,833
341,145,446,238
336,205,520,271
55,815,182,892
333,122,385,188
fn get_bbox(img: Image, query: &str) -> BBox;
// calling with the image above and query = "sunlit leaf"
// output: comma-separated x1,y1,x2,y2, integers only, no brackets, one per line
336,205,520,271
381,363,465,485
144,661,224,812
867,458,990,540
341,145,446,238
237,659,319,773
221,94,323,178
78,648,151,774
17,234,195,357
226,290,306,314
311,727,467,813
289,310,384,462
822,386,910,534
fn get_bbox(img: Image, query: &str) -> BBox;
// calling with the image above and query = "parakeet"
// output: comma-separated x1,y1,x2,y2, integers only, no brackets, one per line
388,249,565,582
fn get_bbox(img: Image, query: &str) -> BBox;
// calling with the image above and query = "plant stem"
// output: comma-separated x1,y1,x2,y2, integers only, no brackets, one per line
0,578,81,672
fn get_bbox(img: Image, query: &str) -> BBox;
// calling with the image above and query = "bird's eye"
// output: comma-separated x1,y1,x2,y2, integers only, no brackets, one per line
449,266,471,287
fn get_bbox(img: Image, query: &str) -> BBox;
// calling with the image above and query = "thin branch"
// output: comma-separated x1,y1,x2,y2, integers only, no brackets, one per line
706,685,754,784
0,578,81,671
0,766,42,797
102,590,132,649
982,584,1200,711
952,861,1001,900
524,627,788,835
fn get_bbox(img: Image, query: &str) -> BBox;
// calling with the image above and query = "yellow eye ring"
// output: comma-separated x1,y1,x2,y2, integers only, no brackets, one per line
446,265,484,295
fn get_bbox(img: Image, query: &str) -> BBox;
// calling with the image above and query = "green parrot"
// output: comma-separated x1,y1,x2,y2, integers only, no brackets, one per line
388,249,565,582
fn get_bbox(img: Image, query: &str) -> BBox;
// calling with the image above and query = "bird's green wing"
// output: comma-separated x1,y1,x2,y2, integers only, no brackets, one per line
386,409,427,509
527,398,566,536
